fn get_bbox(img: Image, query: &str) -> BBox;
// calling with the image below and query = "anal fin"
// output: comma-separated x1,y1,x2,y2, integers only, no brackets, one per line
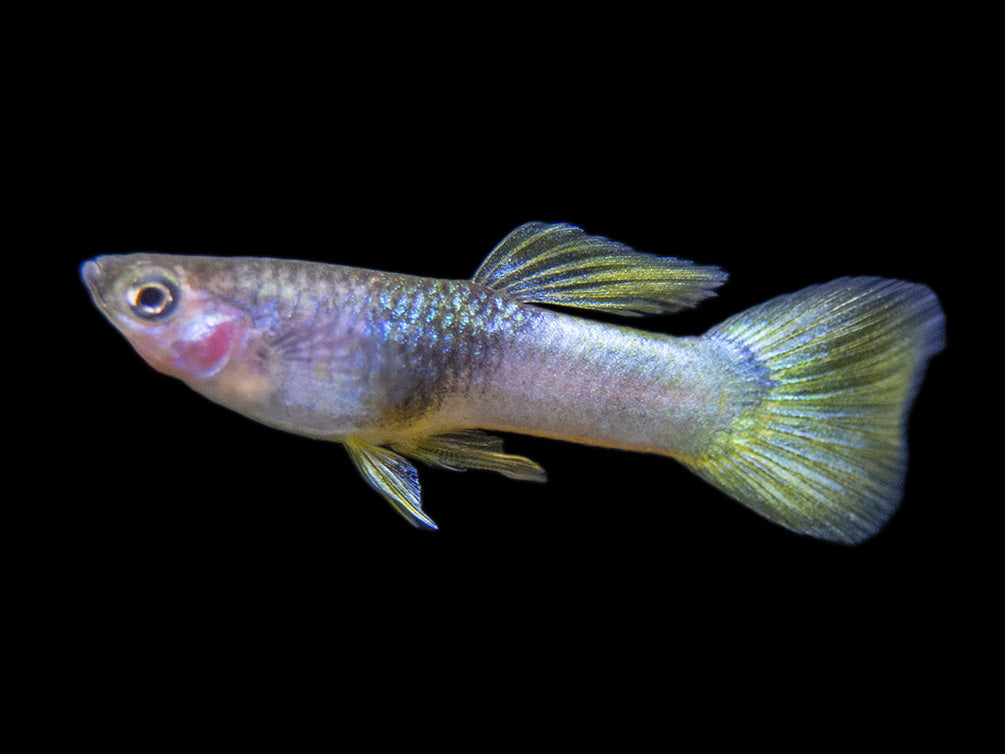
394,430,546,482
344,431,544,530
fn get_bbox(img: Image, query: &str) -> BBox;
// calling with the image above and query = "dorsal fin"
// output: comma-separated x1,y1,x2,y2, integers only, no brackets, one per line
472,222,726,316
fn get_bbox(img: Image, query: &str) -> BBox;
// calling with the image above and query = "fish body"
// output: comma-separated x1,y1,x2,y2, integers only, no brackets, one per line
81,222,944,543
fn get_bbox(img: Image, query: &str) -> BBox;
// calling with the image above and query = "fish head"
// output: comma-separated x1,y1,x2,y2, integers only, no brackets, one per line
81,254,246,384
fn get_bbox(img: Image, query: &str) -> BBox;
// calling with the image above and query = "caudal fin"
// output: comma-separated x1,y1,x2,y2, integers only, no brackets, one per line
684,277,945,544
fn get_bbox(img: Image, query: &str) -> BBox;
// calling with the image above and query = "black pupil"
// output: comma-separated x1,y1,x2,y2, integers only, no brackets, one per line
129,277,176,320
138,286,166,309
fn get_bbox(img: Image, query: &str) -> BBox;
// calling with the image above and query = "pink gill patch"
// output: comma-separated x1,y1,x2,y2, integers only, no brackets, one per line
172,319,237,378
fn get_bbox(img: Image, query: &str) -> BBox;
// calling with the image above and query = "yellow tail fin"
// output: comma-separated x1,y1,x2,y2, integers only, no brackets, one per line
686,277,945,544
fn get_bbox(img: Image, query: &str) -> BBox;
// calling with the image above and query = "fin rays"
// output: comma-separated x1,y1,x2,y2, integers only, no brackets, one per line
344,430,545,529
343,438,435,529
473,222,726,316
687,277,944,544
393,430,546,481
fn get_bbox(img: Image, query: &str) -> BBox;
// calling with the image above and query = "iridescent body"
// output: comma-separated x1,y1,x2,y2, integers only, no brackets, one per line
81,222,945,543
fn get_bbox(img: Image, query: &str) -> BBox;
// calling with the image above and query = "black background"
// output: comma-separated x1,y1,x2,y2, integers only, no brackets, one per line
58,139,958,618
24,25,977,733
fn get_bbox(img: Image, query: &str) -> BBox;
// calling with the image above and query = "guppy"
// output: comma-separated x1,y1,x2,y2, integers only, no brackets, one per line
81,222,945,544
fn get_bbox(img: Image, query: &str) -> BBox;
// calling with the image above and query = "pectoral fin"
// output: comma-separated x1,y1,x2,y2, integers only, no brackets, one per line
394,430,546,481
343,438,437,529
473,222,726,316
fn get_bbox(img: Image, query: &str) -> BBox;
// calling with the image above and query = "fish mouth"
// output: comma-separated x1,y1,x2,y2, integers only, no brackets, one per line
80,258,105,305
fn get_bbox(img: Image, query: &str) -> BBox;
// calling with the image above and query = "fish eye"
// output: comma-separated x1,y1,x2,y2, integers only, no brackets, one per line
127,276,179,320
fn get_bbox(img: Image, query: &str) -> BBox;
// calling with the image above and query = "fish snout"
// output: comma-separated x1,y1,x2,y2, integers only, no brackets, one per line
80,259,105,303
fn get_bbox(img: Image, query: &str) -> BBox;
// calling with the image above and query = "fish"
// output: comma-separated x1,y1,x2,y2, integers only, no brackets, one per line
80,221,945,544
